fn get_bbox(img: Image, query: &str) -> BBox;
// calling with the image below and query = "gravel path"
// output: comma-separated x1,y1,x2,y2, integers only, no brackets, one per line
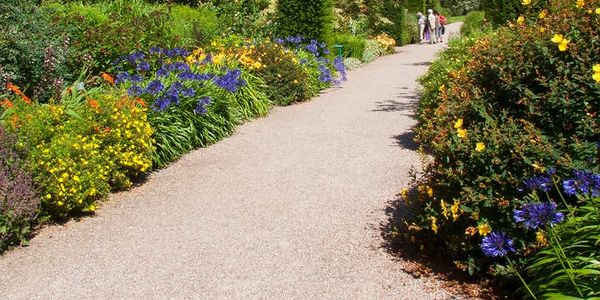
0,23,461,299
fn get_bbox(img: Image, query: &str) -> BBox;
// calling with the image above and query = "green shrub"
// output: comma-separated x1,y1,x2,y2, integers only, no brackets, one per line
169,5,219,47
403,0,600,275
461,10,491,37
343,57,363,70
405,0,426,13
482,0,549,26
0,0,70,100
378,2,406,43
333,33,366,60
275,0,334,44
361,40,385,63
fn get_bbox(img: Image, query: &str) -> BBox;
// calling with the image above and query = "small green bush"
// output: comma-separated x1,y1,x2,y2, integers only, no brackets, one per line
333,33,367,60
361,40,385,63
275,0,334,44
405,0,426,13
461,11,490,37
169,5,219,47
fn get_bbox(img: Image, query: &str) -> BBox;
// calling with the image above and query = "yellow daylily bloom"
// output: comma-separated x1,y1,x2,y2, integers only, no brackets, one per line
475,142,486,152
522,0,531,5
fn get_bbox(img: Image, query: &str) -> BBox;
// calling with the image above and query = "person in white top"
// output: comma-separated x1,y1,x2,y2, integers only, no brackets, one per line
417,12,426,44
427,9,436,44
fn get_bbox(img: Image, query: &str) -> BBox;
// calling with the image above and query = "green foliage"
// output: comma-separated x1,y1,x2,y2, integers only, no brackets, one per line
333,33,367,60
405,0,426,13
361,40,385,63
0,0,70,100
526,196,600,298
406,0,600,274
460,10,490,37
481,0,549,26
275,0,334,44
378,1,407,44
207,0,274,38
169,5,219,47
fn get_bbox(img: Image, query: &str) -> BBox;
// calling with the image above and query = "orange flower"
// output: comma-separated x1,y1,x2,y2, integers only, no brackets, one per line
6,83,32,104
87,99,100,110
1,98,13,108
101,72,115,85
135,97,147,108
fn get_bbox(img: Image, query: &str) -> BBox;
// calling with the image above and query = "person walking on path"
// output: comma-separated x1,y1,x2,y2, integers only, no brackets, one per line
427,9,436,44
417,12,426,44
434,11,443,43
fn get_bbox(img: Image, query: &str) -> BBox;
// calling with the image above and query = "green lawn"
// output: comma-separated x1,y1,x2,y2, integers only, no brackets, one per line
447,15,466,24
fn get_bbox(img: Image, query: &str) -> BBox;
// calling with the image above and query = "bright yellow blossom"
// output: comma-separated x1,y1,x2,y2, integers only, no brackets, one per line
538,10,547,18
517,15,525,25
475,142,486,152
478,223,492,236
551,34,564,43
451,200,461,221
522,0,531,5
430,216,438,234
454,118,463,129
457,128,468,138
577,0,585,8
596,7,600,14
440,199,449,219
536,230,548,245
558,38,570,51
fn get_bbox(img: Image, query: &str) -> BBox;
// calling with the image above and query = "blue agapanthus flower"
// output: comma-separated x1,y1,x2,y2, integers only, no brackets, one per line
115,72,131,85
127,85,144,96
334,56,347,82
318,64,332,83
153,95,170,112
481,232,516,258
136,61,151,72
145,80,164,95
274,37,285,45
562,170,600,196
513,202,564,230
182,88,195,98
156,68,170,78
522,175,553,192
194,96,212,115
214,69,245,93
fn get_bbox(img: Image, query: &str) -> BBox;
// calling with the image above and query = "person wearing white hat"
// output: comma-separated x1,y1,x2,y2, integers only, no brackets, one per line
416,12,426,44
427,9,436,44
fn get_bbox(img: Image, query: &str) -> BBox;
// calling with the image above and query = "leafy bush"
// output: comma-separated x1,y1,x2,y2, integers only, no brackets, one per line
0,0,70,100
361,40,385,63
461,11,491,37
403,0,600,275
4,85,154,218
333,33,367,60
275,0,334,44
405,0,426,13
168,5,219,47
343,57,363,70
0,125,39,252
482,0,549,26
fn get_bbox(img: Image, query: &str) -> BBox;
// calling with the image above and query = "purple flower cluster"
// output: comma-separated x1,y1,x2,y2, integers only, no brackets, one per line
513,202,564,230
520,167,556,193
194,96,212,115
333,56,347,82
562,170,600,197
481,232,516,257
213,69,246,93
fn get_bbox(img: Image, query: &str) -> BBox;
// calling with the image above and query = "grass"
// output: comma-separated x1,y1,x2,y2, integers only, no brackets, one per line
447,15,466,24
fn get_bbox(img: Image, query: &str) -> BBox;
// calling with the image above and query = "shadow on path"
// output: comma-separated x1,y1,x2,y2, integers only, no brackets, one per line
391,132,418,150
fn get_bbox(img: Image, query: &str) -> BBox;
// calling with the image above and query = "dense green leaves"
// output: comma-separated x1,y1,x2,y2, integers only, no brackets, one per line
275,0,334,44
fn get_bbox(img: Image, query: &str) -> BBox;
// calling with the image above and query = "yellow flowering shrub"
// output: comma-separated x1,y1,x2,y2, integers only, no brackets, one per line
8,90,153,218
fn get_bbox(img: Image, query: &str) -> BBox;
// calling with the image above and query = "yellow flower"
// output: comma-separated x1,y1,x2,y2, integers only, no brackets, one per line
57,201,64,206
593,64,600,73
400,188,409,200
45,194,52,199
593,72,600,83
517,15,525,25
427,187,433,198
538,26,546,33
440,199,449,219
536,230,548,245
551,34,564,43
538,10,547,18
521,0,531,5
475,142,486,152
454,118,463,129
451,200,461,221
478,223,492,236
532,163,546,173
457,128,468,138
558,39,570,51
596,7,600,14
430,216,438,234
576,0,585,8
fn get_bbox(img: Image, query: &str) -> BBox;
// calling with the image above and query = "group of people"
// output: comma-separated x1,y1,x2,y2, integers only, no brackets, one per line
417,9,446,44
